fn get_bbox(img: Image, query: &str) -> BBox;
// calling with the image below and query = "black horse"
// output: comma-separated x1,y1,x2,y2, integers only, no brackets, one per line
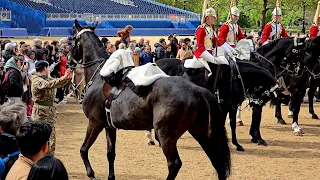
156,57,278,151
70,20,230,180
253,36,320,135
306,62,320,119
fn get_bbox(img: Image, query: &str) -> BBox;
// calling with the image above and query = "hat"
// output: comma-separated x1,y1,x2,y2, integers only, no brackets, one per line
205,8,217,18
272,0,282,16
313,1,320,25
35,60,49,69
230,6,240,17
5,42,17,50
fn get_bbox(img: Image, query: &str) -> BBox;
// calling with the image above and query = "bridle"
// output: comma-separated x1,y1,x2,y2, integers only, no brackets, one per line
69,28,107,95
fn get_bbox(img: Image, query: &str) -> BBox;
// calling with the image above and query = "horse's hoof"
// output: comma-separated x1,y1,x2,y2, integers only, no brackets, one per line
91,178,100,180
287,115,293,118
251,138,258,143
312,114,319,119
236,146,245,151
257,139,268,146
237,121,244,126
294,131,303,136
148,141,155,146
277,119,287,125
108,176,115,180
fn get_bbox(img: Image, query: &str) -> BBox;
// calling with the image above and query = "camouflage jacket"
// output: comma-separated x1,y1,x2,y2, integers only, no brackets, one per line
31,72,69,106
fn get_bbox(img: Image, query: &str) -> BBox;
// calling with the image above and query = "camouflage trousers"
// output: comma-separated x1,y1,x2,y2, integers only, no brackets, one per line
32,104,56,156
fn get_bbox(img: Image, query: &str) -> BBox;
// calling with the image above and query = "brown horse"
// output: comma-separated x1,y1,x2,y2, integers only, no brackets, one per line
69,19,231,180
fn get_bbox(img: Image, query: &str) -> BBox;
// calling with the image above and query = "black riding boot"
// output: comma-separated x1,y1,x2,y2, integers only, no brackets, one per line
207,63,221,93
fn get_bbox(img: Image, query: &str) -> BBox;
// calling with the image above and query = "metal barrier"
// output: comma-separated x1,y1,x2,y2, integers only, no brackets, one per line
46,13,199,22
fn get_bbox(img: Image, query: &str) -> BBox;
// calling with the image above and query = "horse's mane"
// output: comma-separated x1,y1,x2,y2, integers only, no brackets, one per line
83,30,110,60
257,38,292,54
0,102,27,136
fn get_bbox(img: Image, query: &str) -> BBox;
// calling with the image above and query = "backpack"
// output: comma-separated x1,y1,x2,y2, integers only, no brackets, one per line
1,69,12,91
0,133,20,179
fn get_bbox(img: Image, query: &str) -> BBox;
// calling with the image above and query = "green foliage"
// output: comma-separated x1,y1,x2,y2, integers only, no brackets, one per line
155,0,320,30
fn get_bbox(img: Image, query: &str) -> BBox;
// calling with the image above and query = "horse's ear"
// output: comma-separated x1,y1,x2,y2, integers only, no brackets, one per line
90,17,99,31
74,19,83,31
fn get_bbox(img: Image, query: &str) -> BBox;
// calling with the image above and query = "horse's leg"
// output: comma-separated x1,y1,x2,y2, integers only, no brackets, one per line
236,104,244,126
250,106,268,146
308,79,319,119
105,128,117,180
229,108,245,151
275,93,287,125
80,120,104,180
291,91,305,136
146,130,155,145
154,131,161,146
156,127,182,180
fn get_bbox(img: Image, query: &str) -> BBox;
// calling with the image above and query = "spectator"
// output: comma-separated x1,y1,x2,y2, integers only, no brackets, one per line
115,40,121,50
0,102,27,179
139,45,153,66
21,44,31,61
20,61,33,118
168,36,178,57
4,54,24,102
26,50,36,75
136,37,145,50
117,25,133,44
126,43,135,59
154,38,166,62
101,37,109,47
164,45,175,58
43,41,50,48
118,43,126,49
106,44,116,55
176,41,193,60
32,39,42,50
133,47,141,66
56,44,69,104
19,42,26,53
3,42,17,62
6,121,52,180
27,156,68,180
144,39,151,52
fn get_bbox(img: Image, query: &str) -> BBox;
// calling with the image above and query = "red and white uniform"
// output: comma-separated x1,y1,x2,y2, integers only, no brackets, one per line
309,25,320,38
194,23,217,58
261,22,289,45
218,23,246,48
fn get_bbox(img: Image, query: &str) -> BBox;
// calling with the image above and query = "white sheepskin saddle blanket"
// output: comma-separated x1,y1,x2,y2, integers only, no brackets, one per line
100,49,169,86
235,39,251,60
127,63,169,86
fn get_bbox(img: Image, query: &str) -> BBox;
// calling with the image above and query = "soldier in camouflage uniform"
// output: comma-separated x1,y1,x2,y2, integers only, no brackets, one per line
31,60,72,155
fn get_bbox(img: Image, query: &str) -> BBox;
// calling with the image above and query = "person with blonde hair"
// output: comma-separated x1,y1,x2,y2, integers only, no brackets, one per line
309,1,320,38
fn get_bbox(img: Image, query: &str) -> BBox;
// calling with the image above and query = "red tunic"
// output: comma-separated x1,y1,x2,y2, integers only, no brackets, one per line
218,23,245,48
194,25,218,58
261,23,289,45
309,25,319,38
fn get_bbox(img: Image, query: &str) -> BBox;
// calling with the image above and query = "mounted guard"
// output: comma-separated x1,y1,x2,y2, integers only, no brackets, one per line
218,0,245,48
309,1,320,38
260,0,289,45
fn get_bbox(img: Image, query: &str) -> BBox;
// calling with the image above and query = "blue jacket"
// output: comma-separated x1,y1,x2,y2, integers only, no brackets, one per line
139,51,153,66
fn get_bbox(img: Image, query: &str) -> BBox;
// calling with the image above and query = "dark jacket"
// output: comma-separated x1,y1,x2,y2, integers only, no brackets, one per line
139,51,153,66
164,51,175,58
5,58,23,98
154,42,165,62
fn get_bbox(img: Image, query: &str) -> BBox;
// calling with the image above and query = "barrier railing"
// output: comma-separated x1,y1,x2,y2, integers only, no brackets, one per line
46,13,199,22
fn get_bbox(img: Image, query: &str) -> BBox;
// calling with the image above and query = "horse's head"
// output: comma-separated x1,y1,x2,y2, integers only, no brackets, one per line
69,19,101,69
303,35,320,67
257,37,307,67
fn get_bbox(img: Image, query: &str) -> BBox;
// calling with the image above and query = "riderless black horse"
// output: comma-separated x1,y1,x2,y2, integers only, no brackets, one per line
252,36,320,135
156,56,278,151
70,20,230,180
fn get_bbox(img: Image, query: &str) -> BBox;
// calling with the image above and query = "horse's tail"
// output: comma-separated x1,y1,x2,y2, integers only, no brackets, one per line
197,88,231,179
